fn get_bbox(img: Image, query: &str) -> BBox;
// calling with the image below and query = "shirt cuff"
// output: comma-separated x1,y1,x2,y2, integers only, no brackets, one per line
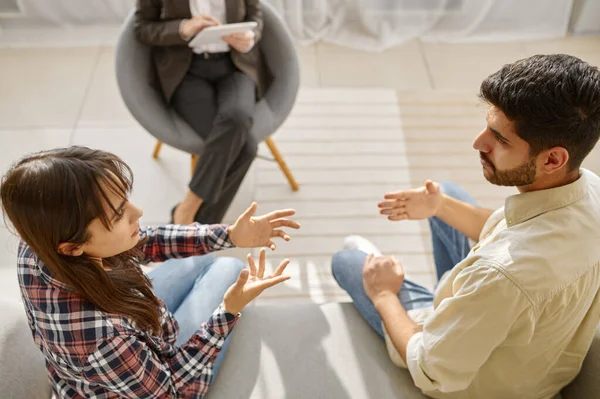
206,224,235,250
406,331,437,392
206,303,241,338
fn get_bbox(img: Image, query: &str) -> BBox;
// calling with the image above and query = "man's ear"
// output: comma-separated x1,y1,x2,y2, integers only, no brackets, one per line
541,146,569,174
57,242,84,257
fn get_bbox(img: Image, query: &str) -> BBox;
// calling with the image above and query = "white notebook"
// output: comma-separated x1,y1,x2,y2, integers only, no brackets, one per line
188,21,258,47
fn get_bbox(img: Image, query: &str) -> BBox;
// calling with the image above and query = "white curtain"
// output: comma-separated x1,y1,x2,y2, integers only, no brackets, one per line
0,0,135,27
0,0,584,51
266,0,575,51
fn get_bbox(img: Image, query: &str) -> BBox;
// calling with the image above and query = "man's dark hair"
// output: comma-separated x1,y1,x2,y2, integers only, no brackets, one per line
480,54,600,170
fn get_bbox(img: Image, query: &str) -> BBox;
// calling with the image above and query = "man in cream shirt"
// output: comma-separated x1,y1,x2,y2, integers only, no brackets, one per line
332,54,600,399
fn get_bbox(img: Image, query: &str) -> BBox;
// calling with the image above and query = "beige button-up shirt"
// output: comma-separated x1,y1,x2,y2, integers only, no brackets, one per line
385,169,600,399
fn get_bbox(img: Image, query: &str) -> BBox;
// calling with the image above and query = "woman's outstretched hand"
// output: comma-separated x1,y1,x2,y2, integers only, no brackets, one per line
228,202,301,250
223,249,290,315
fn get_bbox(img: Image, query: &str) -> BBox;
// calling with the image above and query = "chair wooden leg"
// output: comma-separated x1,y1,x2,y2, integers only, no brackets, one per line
264,137,299,192
152,141,163,159
191,155,199,176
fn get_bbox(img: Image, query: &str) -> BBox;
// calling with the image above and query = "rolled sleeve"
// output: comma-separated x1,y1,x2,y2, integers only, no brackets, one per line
405,262,534,394
406,332,433,390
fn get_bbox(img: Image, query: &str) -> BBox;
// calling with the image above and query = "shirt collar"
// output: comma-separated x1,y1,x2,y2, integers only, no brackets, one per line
504,169,590,227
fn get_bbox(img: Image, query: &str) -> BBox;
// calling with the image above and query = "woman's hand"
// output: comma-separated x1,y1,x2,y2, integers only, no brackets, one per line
222,30,255,52
223,249,290,315
180,15,220,39
228,202,300,250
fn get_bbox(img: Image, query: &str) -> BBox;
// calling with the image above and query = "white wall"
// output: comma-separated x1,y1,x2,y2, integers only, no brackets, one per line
570,0,600,34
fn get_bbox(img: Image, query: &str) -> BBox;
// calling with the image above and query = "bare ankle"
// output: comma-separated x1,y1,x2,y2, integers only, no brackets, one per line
173,192,204,224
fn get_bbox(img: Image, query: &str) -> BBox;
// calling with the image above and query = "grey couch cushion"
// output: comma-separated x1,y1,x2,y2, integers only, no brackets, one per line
0,298,52,399
561,323,600,399
1,293,598,399
208,302,600,399
207,303,428,399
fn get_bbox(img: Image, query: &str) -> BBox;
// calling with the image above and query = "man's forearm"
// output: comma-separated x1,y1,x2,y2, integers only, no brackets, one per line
374,293,422,364
435,194,494,242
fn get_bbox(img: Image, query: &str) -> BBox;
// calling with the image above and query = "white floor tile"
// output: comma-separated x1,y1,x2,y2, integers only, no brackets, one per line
296,44,319,87
257,169,410,186
422,42,528,91
0,47,99,128
221,162,257,224
0,266,21,301
273,128,404,142
0,226,19,269
316,41,432,90
297,87,398,103
0,25,122,48
522,36,600,67
0,129,72,176
255,183,401,202
77,46,137,128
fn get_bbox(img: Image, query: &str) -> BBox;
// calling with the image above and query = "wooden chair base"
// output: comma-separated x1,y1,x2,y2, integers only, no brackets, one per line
151,138,299,192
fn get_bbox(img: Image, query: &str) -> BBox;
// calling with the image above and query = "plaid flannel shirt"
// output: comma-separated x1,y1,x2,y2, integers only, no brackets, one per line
17,223,239,398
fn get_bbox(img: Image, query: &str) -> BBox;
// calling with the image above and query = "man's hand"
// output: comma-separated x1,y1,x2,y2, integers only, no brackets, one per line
228,202,301,250
378,180,442,221
223,249,290,315
362,254,405,306
181,15,221,39
222,30,255,52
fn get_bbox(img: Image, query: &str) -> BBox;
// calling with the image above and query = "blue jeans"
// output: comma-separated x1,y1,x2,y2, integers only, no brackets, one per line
148,255,244,382
331,182,477,338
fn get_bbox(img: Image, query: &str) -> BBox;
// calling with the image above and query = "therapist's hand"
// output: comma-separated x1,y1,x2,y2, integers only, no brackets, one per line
223,30,255,52
180,15,220,39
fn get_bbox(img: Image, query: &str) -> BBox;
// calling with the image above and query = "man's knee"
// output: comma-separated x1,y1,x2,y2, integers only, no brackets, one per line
331,249,363,286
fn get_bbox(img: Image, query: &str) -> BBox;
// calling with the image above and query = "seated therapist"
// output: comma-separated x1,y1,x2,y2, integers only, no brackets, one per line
135,0,272,225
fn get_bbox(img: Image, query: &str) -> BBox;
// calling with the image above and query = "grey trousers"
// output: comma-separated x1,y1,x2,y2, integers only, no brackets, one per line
171,53,257,224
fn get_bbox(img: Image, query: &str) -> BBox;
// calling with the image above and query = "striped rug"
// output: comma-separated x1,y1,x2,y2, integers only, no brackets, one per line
249,88,514,305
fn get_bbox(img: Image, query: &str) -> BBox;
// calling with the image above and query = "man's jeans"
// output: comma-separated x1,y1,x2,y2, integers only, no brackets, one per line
331,182,478,337
148,255,244,381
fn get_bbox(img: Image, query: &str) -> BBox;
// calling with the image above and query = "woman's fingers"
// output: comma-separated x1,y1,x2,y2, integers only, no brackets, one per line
247,253,257,276
255,275,290,291
269,259,291,277
257,248,266,279
270,218,301,229
270,229,290,241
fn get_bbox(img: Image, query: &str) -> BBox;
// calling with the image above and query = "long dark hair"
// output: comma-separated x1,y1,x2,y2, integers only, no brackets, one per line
1,146,161,334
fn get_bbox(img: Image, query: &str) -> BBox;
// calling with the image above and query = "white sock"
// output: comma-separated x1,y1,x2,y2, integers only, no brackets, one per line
343,235,382,256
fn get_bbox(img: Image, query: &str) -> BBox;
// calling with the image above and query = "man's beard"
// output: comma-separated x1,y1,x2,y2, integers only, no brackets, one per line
480,152,537,186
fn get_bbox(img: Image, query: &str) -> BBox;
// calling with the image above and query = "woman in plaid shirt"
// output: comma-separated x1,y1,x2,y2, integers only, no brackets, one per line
0,146,300,398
